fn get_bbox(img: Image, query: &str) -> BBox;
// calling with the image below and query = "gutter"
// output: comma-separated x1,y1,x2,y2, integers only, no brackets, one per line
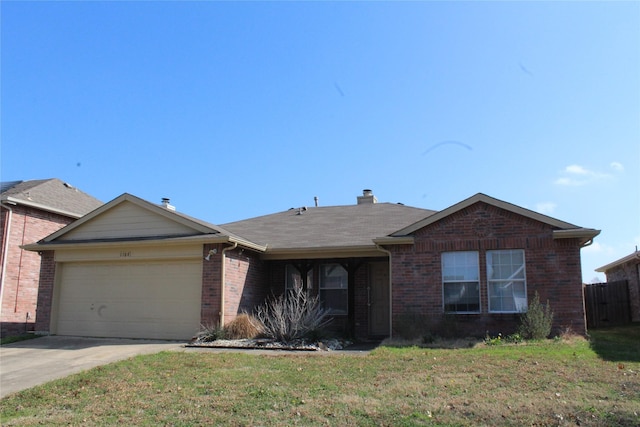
375,243,393,339
2,196,85,219
0,202,15,318
220,242,238,328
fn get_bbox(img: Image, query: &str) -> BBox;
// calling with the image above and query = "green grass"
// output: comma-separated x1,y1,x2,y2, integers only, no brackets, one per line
1,325,639,426
0,334,41,346
588,324,640,362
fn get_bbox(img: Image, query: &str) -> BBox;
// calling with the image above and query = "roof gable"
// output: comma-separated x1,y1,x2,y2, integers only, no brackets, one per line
45,193,224,243
596,250,640,272
391,193,582,236
0,178,103,218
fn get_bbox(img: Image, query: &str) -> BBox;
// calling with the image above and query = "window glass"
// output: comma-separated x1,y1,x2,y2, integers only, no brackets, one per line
487,250,527,313
442,252,480,313
319,263,348,315
285,264,313,291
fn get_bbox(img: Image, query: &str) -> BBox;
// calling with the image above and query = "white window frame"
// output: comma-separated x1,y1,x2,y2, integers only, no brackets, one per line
441,251,481,314
319,263,348,315
487,249,527,313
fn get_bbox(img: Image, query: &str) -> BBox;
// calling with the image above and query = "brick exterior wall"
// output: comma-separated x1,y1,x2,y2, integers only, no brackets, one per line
218,247,266,327
33,251,56,334
200,244,223,327
386,202,588,338
605,259,640,322
200,244,267,328
1,205,71,337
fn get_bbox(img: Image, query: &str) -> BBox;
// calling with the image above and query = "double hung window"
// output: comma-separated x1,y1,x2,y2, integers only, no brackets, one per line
442,252,480,313
319,263,348,315
487,250,527,313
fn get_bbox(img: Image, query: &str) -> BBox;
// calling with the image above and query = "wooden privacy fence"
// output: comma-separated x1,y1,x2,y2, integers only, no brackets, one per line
584,280,631,329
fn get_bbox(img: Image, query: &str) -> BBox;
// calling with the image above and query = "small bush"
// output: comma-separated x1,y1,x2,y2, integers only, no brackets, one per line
194,321,226,342
254,286,331,343
224,313,262,339
518,292,553,340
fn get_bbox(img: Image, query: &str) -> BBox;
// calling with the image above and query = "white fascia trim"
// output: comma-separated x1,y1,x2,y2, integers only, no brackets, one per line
2,196,84,219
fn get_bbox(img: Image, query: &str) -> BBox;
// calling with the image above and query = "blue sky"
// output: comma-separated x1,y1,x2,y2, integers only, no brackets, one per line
1,1,638,282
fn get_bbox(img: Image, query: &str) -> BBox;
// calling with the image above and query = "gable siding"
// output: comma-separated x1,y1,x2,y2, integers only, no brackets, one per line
388,202,587,337
59,202,196,240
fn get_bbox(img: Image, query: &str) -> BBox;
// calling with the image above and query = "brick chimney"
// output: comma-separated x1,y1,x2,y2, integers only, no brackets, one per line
357,189,377,204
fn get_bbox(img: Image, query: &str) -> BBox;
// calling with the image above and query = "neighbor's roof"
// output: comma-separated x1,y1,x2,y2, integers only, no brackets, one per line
596,250,640,273
222,203,437,258
1,178,103,218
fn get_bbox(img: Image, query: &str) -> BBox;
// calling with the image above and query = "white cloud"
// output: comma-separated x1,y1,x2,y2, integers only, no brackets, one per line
535,202,556,215
610,161,624,172
554,163,616,186
565,164,589,175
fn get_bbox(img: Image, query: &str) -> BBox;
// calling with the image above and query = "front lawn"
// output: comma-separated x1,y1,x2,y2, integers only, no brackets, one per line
1,326,639,426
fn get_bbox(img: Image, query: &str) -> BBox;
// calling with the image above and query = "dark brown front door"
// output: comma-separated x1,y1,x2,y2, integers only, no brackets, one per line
369,262,390,336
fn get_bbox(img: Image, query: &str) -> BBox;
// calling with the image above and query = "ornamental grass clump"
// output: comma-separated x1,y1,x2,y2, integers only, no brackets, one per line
254,285,331,343
518,291,554,340
224,313,263,339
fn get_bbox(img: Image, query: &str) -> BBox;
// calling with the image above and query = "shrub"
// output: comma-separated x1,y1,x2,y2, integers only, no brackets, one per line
254,286,332,343
518,292,553,340
224,313,262,339
194,321,226,342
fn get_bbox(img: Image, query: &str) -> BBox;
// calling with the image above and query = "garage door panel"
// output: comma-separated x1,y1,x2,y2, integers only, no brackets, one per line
56,260,202,340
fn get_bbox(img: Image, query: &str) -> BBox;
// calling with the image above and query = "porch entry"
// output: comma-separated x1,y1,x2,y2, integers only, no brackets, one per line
368,262,390,336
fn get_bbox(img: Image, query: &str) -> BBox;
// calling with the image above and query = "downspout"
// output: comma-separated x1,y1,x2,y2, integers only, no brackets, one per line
376,244,393,339
0,202,14,318
220,241,237,328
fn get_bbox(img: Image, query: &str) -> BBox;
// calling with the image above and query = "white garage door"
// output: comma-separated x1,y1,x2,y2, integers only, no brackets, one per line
55,260,202,340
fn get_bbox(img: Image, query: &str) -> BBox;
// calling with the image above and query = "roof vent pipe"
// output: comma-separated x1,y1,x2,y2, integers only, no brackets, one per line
314,196,319,207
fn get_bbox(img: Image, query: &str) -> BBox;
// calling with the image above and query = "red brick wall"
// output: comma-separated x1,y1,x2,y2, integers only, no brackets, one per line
605,259,640,322
200,244,223,327
221,247,266,326
34,251,56,334
386,202,588,337
1,205,72,336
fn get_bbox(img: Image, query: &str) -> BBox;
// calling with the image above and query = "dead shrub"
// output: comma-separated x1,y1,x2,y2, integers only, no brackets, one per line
254,286,331,343
224,313,262,339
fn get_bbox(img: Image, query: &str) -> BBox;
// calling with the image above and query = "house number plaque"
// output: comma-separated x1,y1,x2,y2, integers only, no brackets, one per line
119,251,132,258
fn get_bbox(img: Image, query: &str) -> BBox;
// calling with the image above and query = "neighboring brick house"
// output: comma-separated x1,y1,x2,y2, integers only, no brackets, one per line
596,251,640,323
1,179,102,336
24,190,599,340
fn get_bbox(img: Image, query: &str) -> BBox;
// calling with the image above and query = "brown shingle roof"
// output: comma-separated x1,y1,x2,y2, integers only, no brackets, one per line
222,203,437,251
1,178,103,218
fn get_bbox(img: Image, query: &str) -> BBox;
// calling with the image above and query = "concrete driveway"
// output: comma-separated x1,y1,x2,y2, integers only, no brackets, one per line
0,336,184,398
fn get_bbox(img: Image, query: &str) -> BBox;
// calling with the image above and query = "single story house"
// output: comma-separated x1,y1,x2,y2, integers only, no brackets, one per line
1,179,103,336
24,190,599,340
596,251,640,322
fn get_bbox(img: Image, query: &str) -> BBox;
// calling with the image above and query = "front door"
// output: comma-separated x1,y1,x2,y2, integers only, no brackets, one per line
368,262,390,336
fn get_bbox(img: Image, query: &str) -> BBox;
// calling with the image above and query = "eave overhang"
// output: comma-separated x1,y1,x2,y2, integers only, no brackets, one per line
22,234,267,253
260,244,389,260
596,250,640,273
372,236,415,245
552,228,601,246
1,195,86,219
